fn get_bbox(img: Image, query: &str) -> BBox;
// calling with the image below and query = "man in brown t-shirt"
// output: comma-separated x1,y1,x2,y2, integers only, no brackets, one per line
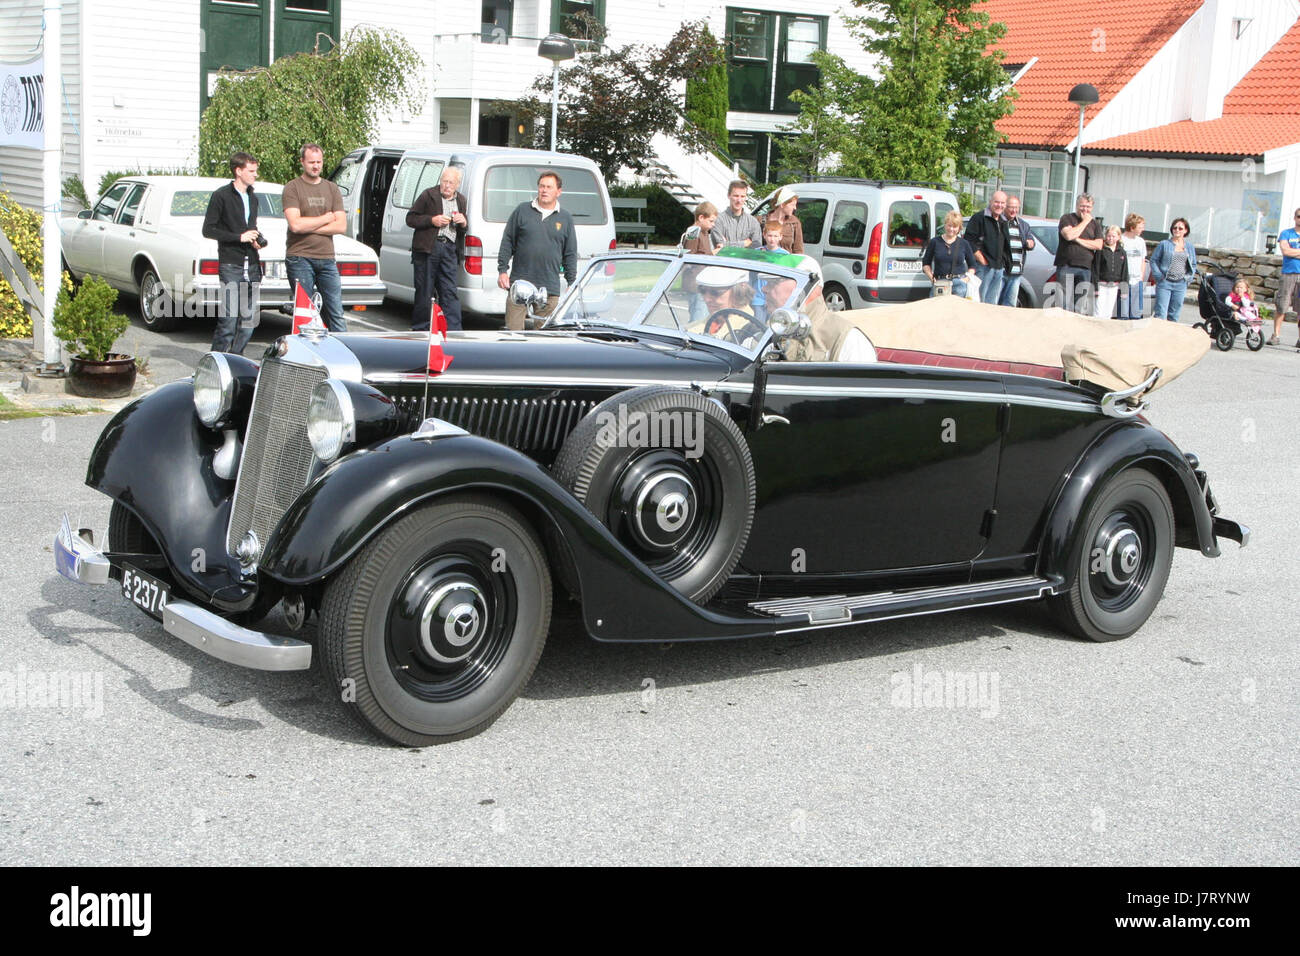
283,143,347,331
1054,193,1103,313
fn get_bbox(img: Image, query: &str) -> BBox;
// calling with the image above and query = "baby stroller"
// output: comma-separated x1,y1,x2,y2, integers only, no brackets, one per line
1194,263,1264,352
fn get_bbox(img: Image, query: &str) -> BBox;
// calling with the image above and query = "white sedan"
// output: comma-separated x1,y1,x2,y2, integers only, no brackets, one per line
60,176,386,331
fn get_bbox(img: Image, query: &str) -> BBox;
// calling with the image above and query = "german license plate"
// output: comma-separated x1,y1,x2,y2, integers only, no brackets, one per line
121,563,170,621
887,259,922,273
264,259,286,279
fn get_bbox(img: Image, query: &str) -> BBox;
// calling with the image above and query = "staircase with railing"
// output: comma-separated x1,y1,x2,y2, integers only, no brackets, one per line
643,131,745,214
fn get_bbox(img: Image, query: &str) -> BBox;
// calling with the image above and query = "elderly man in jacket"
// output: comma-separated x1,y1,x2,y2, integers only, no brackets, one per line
963,190,1011,304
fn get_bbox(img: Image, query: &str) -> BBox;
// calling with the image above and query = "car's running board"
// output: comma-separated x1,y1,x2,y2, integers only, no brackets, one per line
749,575,1059,629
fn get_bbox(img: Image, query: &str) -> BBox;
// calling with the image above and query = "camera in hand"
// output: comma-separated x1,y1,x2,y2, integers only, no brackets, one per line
255,232,269,249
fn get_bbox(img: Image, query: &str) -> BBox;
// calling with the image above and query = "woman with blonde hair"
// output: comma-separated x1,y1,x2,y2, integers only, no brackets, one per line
921,210,977,298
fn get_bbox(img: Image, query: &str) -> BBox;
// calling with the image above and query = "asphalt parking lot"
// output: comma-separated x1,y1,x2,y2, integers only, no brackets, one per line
0,296,1295,866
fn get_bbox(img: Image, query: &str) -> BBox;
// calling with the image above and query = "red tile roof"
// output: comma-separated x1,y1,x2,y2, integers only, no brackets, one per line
1085,115,1300,157
1223,20,1300,114
982,0,1197,146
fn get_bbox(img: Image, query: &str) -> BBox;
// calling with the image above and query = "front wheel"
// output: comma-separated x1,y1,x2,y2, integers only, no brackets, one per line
1046,470,1174,642
319,495,551,745
823,283,850,312
1246,328,1264,351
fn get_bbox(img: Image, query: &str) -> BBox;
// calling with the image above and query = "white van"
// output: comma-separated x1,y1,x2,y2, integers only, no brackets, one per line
330,144,615,317
753,179,962,310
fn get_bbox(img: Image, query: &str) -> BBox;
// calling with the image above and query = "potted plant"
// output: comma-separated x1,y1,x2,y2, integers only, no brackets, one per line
52,273,135,398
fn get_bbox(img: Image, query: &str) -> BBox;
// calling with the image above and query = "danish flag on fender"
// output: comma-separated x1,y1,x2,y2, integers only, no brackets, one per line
291,281,326,334
427,301,453,373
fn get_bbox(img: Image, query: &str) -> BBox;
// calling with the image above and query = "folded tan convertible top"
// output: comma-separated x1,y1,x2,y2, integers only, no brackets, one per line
839,296,1210,393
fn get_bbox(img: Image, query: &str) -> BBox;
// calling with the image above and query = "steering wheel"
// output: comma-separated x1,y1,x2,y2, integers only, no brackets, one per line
704,308,764,345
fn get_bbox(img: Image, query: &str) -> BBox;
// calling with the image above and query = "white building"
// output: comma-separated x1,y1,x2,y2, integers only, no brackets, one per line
0,0,875,210
973,0,1300,252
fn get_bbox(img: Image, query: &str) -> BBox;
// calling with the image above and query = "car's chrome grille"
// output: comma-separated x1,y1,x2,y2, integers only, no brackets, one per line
394,394,595,464
227,358,327,556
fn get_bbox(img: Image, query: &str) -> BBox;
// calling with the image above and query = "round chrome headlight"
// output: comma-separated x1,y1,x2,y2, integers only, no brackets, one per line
307,379,356,463
766,308,811,340
193,353,234,427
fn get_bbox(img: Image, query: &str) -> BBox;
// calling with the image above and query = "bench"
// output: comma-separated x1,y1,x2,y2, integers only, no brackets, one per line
612,197,653,248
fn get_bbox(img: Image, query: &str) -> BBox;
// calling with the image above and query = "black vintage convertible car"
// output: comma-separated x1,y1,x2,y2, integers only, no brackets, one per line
54,250,1247,744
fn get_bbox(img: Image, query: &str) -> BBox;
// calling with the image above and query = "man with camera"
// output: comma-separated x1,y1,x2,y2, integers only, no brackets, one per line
203,151,268,353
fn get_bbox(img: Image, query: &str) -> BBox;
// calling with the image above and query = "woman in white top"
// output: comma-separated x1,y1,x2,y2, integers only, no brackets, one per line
1118,214,1147,320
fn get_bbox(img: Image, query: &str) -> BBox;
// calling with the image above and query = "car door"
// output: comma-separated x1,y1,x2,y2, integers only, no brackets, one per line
99,182,149,288
820,198,867,309
880,196,931,300
742,361,1004,576
63,181,131,277
379,157,446,303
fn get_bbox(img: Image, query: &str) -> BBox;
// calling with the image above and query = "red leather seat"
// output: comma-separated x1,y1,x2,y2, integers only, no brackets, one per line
875,347,1065,382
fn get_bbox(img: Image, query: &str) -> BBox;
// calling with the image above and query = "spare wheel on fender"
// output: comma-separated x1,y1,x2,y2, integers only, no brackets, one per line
551,385,755,604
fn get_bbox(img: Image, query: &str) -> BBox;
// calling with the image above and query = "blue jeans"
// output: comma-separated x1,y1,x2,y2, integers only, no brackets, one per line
975,263,1003,304
1119,281,1144,319
214,263,260,354
411,241,462,332
998,273,1022,308
1153,277,1189,322
1054,266,1092,313
286,256,344,332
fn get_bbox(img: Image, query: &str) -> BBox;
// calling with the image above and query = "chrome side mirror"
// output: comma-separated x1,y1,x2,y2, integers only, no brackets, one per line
509,279,549,309
766,307,811,342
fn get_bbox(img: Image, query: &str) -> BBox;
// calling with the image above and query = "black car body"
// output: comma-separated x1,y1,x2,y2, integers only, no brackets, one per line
54,251,1247,745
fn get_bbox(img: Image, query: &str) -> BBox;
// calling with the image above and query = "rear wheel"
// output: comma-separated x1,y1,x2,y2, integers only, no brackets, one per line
138,267,180,332
1047,470,1174,642
1215,327,1235,351
319,496,551,745
1245,328,1264,351
823,283,850,312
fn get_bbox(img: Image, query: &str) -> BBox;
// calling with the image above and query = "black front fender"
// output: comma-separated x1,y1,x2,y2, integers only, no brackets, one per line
1038,420,1218,586
259,432,778,643
86,380,255,609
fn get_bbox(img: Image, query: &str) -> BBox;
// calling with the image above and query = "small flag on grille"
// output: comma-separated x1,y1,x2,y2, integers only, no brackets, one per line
291,281,326,334
427,301,453,373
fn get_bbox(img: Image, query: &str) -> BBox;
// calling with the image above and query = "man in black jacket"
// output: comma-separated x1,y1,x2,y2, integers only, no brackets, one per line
407,165,467,332
963,190,1011,304
202,152,267,353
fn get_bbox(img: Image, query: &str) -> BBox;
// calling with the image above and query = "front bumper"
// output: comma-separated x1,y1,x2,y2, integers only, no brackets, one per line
53,516,311,672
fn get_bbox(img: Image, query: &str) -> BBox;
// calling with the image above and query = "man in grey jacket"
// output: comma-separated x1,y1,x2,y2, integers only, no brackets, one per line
713,179,762,249
497,170,577,330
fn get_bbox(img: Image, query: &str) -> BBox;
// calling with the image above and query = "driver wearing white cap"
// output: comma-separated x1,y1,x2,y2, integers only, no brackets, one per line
688,265,764,342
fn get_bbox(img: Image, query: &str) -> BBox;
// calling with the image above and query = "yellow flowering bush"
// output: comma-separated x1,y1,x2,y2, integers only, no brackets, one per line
0,190,73,338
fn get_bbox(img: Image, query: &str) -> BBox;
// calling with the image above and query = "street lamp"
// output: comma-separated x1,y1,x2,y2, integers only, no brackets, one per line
1068,83,1099,201
538,33,576,152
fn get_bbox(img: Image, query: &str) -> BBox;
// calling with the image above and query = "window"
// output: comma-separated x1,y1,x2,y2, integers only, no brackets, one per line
390,159,446,210
888,201,930,248
482,165,607,224
331,161,361,196
552,0,605,38
167,190,283,217
828,201,867,247
93,182,131,222
727,8,826,113
796,197,829,244
482,0,512,43
116,184,148,226
935,201,955,237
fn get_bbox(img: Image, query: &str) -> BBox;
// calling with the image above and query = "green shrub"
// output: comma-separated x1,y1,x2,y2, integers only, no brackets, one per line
97,167,195,199
53,274,126,361
685,27,729,155
62,175,90,210
609,183,693,244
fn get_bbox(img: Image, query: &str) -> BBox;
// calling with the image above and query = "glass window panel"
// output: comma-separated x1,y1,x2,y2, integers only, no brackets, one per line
483,165,606,223
93,182,130,221
828,200,867,247
730,11,770,59
1001,165,1023,188
285,1,329,11
390,159,445,209
1049,161,1066,191
785,18,821,65
117,184,147,226
1024,166,1044,189
1021,190,1044,218
935,202,955,236
1047,191,1068,219
331,161,361,195
796,197,829,244
887,200,930,248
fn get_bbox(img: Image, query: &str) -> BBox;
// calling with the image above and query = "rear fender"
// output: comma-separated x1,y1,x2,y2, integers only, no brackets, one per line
259,432,775,642
1038,420,1216,586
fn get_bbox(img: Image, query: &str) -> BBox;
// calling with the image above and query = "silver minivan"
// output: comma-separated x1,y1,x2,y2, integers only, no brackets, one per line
753,179,962,310
331,144,615,317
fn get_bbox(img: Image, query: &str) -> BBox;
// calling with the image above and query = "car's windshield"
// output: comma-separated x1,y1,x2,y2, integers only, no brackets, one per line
549,251,815,356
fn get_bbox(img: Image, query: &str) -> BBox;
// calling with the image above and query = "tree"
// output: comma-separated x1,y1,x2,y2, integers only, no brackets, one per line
778,0,1013,184
198,27,424,183
513,17,727,180
685,26,730,155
